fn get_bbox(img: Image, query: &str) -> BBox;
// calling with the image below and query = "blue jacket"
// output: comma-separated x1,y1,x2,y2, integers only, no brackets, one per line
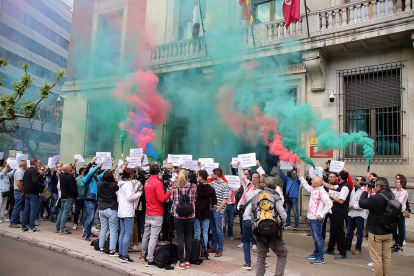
0,167,14,193
279,170,301,198
82,166,106,201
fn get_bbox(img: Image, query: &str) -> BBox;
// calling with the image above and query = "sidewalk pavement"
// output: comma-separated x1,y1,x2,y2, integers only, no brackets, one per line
1,220,413,276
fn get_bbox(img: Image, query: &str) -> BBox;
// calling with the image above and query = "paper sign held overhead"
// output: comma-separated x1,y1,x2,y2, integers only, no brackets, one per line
47,157,55,169
329,161,345,173
308,167,324,178
96,152,111,163
74,154,85,163
198,158,214,165
130,148,143,157
142,154,149,166
27,160,30,167
280,161,293,170
237,153,256,168
225,175,241,189
181,160,194,169
127,157,141,168
7,158,18,170
167,154,181,166
101,157,112,170
118,159,124,167
16,153,28,163
0,152,4,159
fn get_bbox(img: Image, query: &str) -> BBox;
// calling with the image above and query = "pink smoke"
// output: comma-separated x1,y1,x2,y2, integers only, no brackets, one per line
114,70,171,152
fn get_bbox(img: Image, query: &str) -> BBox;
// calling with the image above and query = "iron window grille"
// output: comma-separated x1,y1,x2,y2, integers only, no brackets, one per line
338,62,405,162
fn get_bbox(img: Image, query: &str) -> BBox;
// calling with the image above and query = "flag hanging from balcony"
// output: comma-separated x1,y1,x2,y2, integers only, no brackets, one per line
192,0,201,38
239,0,254,27
283,0,300,29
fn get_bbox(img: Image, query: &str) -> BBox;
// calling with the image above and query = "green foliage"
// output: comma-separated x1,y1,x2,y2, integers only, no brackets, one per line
0,133,15,149
0,59,66,125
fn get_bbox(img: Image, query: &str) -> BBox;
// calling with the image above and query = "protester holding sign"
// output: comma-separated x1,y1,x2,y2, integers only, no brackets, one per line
0,161,15,223
279,167,300,229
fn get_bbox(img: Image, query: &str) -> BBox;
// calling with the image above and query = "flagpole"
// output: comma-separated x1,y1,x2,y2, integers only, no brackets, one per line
251,25,256,48
198,0,208,56
304,0,310,38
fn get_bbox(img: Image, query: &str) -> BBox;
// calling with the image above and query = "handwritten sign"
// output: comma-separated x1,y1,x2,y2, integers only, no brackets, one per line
7,158,18,169
96,152,111,163
198,158,214,165
101,157,112,170
329,161,345,173
167,154,181,166
74,154,85,163
130,148,143,157
47,157,55,168
16,153,28,163
142,154,149,166
225,175,240,189
309,167,324,178
238,153,256,168
0,152,4,159
127,157,141,168
280,161,293,170
204,163,219,175
181,160,194,169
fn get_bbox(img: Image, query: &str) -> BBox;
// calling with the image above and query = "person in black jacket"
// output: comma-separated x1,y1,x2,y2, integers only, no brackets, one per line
359,177,393,276
49,165,61,222
21,158,46,233
97,171,119,256
55,164,78,235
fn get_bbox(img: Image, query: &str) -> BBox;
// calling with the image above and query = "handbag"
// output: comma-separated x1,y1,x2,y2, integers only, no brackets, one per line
43,191,52,202
403,210,410,218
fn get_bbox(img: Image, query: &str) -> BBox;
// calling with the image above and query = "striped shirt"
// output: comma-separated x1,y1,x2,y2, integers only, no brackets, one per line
210,180,229,214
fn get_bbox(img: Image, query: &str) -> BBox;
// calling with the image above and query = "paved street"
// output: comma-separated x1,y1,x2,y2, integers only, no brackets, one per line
0,236,124,276
0,220,413,275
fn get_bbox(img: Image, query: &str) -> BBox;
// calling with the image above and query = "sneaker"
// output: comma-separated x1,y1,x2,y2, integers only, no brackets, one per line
140,256,146,262
352,249,361,255
132,244,141,251
266,252,270,257
29,228,41,233
390,243,397,249
20,227,29,233
50,219,55,223
83,235,91,241
228,236,234,241
145,261,157,267
293,226,298,230
59,229,72,235
242,263,251,271
175,262,185,270
324,250,335,255
73,224,78,230
99,248,105,254
284,224,290,228
123,255,134,263
185,262,190,269
306,254,317,260
4,218,10,222
403,241,406,246
91,226,100,232
391,246,403,253
265,263,268,267
238,243,244,248
9,224,19,228
54,229,60,233
109,251,119,257
311,258,325,265
90,233,98,238
367,262,373,267
334,254,347,259
252,244,257,252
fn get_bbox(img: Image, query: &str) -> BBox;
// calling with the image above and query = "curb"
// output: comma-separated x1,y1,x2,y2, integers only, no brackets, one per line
0,230,150,276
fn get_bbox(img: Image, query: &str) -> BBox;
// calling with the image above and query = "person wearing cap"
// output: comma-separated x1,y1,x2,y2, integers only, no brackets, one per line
9,160,27,228
21,158,47,233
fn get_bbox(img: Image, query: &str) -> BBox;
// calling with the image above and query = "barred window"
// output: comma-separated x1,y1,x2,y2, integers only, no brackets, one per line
338,63,405,162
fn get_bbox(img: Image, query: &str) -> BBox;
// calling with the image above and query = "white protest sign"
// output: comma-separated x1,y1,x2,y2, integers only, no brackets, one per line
130,148,143,157
181,160,194,169
180,155,192,161
47,157,55,169
231,158,247,169
16,153,28,163
329,190,340,199
204,163,219,175
329,161,345,173
0,152,4,159
198,158,214,165
190,161,199,171
127,157,141,168
238,153,256,168
7,158,18,170
101,157,112,170
309,166,324,178
143,154,149,166
280,161,293,170
118,159,124,167
225,175,240,189
27,160,30,167
96,152,111,163
74,154,85,163
167,154,181,166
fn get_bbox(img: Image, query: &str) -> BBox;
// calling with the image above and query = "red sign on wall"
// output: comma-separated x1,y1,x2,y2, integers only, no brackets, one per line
310,146,333,158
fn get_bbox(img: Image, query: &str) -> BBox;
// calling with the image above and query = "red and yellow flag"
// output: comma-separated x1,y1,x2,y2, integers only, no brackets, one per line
239,0,254,26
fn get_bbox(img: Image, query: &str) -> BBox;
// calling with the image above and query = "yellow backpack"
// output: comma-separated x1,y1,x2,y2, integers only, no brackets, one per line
255,192,282,238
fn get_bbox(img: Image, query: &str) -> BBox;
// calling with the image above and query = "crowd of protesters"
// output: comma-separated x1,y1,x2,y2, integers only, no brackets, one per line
0,155,411,276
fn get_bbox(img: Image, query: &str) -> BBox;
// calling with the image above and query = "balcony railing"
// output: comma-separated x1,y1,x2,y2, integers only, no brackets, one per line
149,0,413,66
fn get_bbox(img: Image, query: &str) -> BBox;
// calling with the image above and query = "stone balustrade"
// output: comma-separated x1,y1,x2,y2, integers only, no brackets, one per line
151,36,205,62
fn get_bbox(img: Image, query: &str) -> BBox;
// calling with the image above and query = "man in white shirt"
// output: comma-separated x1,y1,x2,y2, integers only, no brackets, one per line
299,173,332,264
345,176,368,255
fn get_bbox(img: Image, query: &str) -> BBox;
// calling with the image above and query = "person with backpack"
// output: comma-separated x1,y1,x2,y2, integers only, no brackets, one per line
250,176,287,276
359,177,397,276
391,176,408,253
0,161,15,223
170,170,197,269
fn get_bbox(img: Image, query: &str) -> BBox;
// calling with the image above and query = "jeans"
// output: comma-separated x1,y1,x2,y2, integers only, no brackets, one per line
194,218,209,249
99,208,118,250
141,215,163,262
223,204,235,238
10,191,24,224
83,200,97,236
74,198,84,225
174,217,195,264
285,197,299,228
50,193,60,220
346,216,365,251
21,194,39,229
210,211,224,252
309,219,324,260
56,198,75,231
119,217,134,256
38,198,50,219
242,219,253,264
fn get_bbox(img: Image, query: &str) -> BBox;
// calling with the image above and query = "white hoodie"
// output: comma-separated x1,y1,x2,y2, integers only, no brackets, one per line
117,179,142,218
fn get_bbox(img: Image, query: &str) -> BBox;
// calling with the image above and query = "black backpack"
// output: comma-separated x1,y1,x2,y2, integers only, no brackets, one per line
377,193,402,230
175,184,193,217
154,243,178,268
